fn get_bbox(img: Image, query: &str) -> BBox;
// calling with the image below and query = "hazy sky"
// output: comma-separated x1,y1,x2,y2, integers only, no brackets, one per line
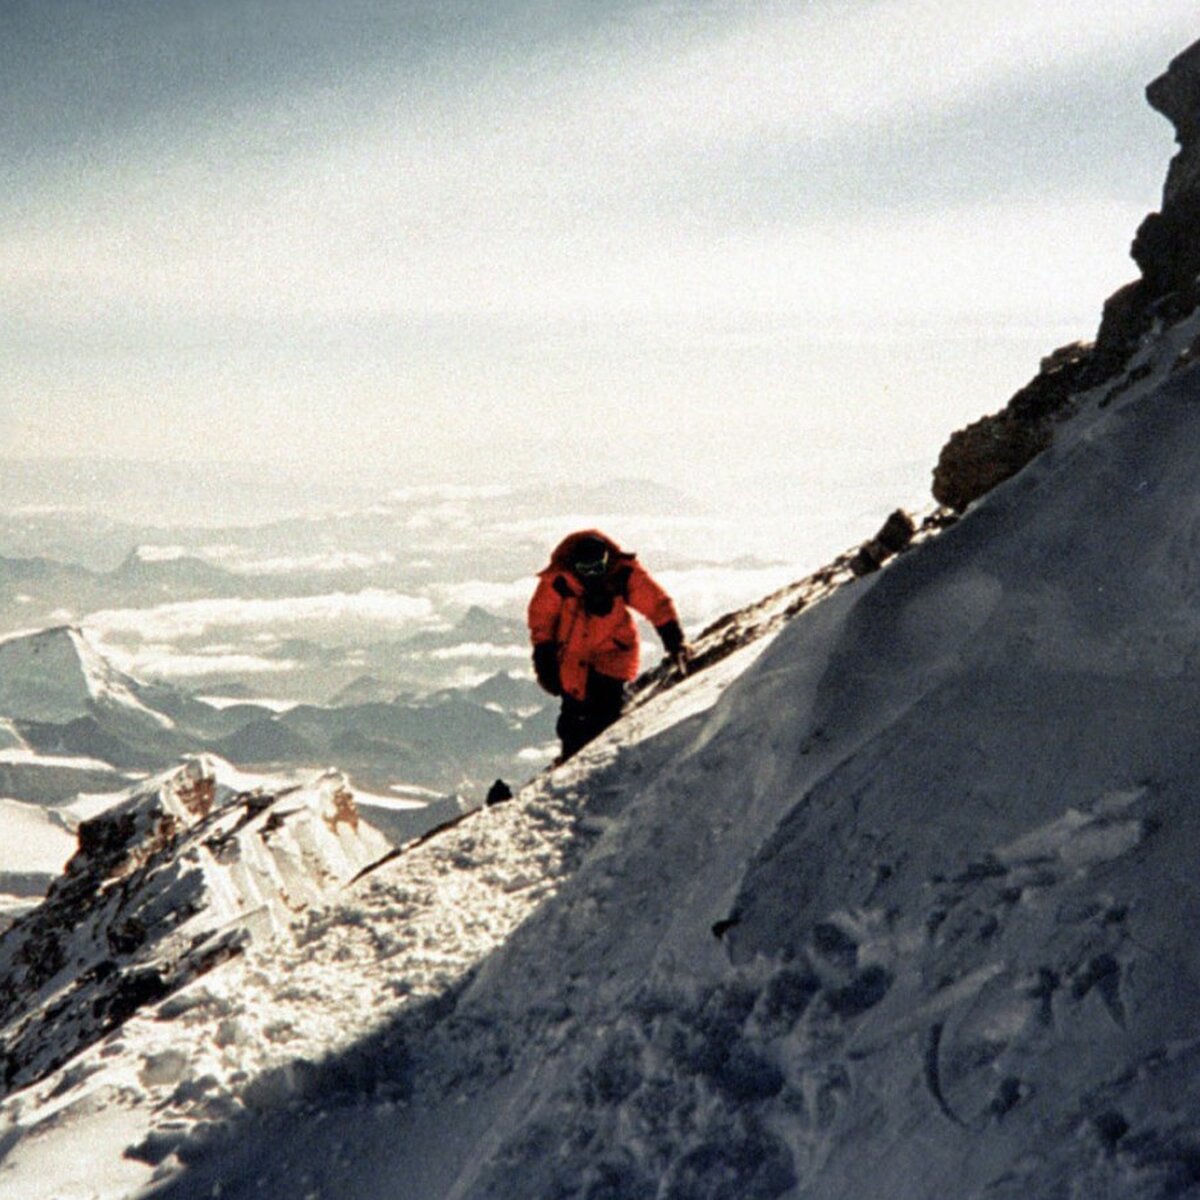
2,2,1196,510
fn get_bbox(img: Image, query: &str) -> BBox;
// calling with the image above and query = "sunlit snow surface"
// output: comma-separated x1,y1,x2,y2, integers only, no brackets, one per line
0,633,766,1200
5,321,1200,1198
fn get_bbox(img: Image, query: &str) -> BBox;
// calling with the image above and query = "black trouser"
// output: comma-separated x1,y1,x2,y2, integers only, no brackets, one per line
556,670,627,759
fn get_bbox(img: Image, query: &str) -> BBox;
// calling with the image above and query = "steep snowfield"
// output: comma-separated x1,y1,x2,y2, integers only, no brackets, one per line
0,641,769,1200
110,324,1200,1200
5,333,1200,1197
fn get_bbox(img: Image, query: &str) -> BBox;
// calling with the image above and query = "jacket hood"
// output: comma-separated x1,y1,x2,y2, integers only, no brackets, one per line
543,529,633,574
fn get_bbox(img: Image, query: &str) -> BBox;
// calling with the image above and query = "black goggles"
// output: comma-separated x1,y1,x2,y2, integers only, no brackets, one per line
573,553,609,578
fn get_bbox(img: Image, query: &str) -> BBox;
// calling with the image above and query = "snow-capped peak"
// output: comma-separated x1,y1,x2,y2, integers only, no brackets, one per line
0,624,174,728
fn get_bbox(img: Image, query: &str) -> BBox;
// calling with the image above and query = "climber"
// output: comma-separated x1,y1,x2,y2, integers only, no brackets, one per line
527,529,691,760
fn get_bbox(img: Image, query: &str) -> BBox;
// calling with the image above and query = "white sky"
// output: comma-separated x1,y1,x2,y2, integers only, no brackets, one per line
2,1,1196,513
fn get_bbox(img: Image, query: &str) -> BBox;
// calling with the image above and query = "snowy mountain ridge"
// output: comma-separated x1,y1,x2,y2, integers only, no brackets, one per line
0,620,556,813
132,290,1200,1200
8,291,1195,1197
0,624,790,1199
0,756,390,1104
3,35,1200,1200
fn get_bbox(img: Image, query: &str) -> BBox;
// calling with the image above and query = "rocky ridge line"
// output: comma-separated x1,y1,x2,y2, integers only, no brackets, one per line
933,36,1200,512
0,756,388,1096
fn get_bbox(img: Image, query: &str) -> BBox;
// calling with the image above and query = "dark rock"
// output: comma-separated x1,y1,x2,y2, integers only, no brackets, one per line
932,411,1053,513
1131,199,1200,296
1009,341,1096,423
932,40,1200,510
1147,39,1200,205
93,967,169,1027
75,810,139,873
485,779,514,806
932,341,1093,512
1089,281,1153,386
1087,39,1200,386
850,509,916,575
875,509,916,554
106,917,147,956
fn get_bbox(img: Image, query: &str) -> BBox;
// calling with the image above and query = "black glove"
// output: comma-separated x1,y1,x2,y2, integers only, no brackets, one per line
656,620,692,673
656,620,684,656
532,641,562,696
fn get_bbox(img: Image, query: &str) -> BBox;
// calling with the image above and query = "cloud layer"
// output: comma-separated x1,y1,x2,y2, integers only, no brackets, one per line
3,1,1194,503
84,591,434,642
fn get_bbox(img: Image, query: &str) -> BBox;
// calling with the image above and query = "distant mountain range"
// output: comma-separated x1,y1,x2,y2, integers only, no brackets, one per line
0,475,800,711
0,548,244,632
0,626,554,809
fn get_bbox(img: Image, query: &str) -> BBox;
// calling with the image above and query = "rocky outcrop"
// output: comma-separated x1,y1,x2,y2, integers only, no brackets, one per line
849,508,917,576
932,342,1091,511
934,38,1200,512
0,756,389,1095
1140,39,1200,254
1097,38,1200,378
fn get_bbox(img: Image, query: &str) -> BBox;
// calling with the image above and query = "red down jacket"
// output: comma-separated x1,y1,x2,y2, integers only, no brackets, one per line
527,529,680,701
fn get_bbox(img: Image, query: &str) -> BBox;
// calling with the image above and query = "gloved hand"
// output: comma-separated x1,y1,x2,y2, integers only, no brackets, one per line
656,620,693,675
532,641,562,696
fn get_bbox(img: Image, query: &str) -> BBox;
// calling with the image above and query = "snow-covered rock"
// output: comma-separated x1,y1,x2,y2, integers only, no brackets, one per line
0,756,389,1101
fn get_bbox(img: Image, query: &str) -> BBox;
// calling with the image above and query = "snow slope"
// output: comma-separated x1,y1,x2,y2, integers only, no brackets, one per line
0,640,767,1199
111,316,1200,1200
0,755,399,1200
4,335,1200,1198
